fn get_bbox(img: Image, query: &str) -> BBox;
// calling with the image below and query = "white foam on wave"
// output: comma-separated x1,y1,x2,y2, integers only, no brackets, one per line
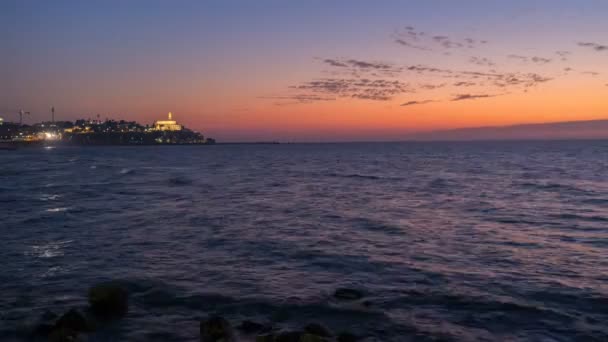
46,207,69,212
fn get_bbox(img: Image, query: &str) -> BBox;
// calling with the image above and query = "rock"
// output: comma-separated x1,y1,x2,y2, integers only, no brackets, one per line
275,331,303,342
300,333,326,342
41,310,59,322
54,309,89,333
30,310,59,337
271,307,291,322
31,323,55,337
303,323,331,337
200,316,233,342
337,332,358,342
333,288,364,301
48,327,78,342
237,320,266,334
88,282,128,318
255,334,275,342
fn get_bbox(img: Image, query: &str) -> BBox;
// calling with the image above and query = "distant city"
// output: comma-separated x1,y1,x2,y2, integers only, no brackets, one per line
0,111,215,146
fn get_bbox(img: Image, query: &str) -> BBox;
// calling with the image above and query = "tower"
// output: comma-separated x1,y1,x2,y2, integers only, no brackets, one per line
51,106,55,123
168,112,173,120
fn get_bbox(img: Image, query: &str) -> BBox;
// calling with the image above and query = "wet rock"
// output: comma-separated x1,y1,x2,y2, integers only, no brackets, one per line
41,310,59,322
31,323,55,337
337,332,358,342
48,327,78,342
200,315,233,342
275,331,303,342
255,334,275,342
30,310,59,337
303,323,331,337
88,282,128,318
333,288,364,301
55,309,89,333
271,307,291,322
300,333,327,342
238,320,266,334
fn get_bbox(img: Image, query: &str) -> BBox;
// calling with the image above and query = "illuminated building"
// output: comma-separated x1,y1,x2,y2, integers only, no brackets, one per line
153,112,182,131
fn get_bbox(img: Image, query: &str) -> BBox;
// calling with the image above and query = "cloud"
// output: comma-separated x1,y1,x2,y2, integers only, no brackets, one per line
469,56,495,67
555,51,570,61
419,83,446,90
323,59,348,67
289,78,412,101
407,65,453,74
454,81,476,87
531,56,551,64
394,38,432,51
432,35,464,49
508,55,528,61
508,55,552,64
321,58,403,77
393,27,485,51
401,100,435,106
346,59,393,70
451,94,501,101
581,71,600,76
578,42,608,51
258,95,335,103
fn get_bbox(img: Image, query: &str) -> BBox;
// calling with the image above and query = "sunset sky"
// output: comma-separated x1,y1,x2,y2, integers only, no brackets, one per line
2,0,608,141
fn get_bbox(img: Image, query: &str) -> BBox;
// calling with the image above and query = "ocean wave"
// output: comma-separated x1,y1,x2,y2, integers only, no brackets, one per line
551,213,608,223
168,176,193,186
327,172,382,180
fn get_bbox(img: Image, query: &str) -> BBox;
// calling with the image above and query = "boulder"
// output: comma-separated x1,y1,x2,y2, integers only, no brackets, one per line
200,316,233,342
31,323,55,337
303,323,331,337
237,320,266,334
337,332,358,342
255,334,275,342
88,282,128,318
333,288,364,301
41,310,59,322
300,333,326,342
30,310,59,337
275,331,303,342
48,327,78,342
54,309,89,333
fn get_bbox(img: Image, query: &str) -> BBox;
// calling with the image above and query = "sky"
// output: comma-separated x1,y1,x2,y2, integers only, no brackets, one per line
2,0,608,142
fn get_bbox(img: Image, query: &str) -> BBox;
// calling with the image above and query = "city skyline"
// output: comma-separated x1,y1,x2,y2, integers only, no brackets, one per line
3,0,608,142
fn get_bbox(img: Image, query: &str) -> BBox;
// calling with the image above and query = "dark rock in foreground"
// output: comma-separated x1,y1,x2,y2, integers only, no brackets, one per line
88,282,129,318
33,308,90,342
238,320,267,334
200,315,233,342
256,334,275,342
304,323,331,337
55,309,89,333
337,332,358,342
333,288,365,301
275,331,303,342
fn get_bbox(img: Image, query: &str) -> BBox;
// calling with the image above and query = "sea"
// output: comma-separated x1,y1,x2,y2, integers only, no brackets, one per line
1,141,607,341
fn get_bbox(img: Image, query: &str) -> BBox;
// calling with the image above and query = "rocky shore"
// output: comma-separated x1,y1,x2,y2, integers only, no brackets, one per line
26,283,365,342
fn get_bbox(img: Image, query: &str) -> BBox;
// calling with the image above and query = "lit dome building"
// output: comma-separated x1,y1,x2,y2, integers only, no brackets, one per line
153,112,182,131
